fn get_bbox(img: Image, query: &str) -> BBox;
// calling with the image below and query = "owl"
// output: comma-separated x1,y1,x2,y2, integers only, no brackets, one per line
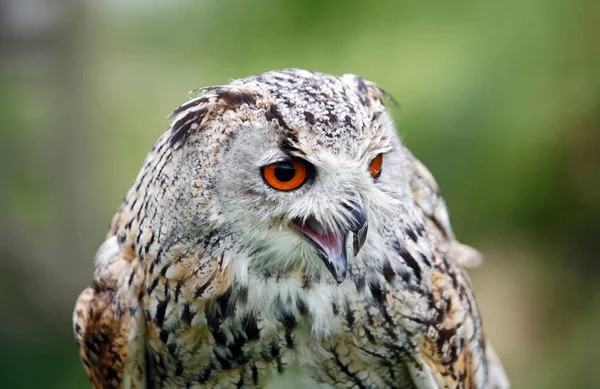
73,69,509,389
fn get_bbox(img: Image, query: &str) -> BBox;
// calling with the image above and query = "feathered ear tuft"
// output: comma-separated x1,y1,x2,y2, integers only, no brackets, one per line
341,74,399,108
167,85,264,148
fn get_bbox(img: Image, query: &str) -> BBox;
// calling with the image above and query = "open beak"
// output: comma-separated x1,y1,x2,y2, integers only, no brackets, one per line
290,200,368,283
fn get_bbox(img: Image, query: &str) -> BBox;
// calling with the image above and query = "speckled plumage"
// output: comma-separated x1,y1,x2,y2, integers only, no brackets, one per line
73,69,509,389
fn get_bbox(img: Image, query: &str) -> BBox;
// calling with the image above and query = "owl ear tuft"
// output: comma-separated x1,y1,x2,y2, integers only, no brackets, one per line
167,85,263,148
341,74,399,108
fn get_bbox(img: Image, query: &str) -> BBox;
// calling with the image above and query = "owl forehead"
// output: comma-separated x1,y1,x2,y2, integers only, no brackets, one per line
167,69,389,157
247,70,382,141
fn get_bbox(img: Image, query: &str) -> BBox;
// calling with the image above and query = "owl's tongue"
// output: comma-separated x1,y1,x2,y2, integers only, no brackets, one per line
290,217,348,283
303,218,343,255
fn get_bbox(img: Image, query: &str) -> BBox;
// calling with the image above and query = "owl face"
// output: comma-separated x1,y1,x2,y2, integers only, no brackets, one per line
161,70,400,283
212,106,393,283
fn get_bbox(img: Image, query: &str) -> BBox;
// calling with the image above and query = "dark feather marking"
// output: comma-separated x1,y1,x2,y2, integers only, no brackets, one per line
265,104,290,130
280,135,306,157
356,76,368,95
154,298,169,326
354,274,365,293
363,326,376,343
393,240,422,282
144,231,155,254
170,96,209,117
420,252,432,266
174,280,183,302
331,347,367,389
406,228,418,242
436,327,458,352
369,278,398,338
147,278,160,295
216,88,257,106
124,218,134,230
345,299,355,327
251,364,259,385
205,288,234,329
285,328,294,348
296,296,308,316
355,76,370,107
416,223,426,237
217,288,235,317
159,329,169,344
274,295,297,329
369,277,384,303
359,346,397,381
268,340,284,375
198,362,215,383
175,360,183,376
160,264,170,276
169,107,208,147
229,331,249,363
181,303,194,326
382,260,396,283
241,313,260,341
303,111,315,124
302,272,312,289
194,280,211,298
215,353,232,369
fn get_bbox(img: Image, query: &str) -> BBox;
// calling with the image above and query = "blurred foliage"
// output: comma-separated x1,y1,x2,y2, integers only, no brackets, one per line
0,0,598,387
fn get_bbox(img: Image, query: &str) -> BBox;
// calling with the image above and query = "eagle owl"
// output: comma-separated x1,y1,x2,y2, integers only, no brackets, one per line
73,69,509,389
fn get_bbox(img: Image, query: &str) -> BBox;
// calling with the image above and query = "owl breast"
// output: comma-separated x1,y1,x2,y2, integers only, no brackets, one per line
144,251,429,389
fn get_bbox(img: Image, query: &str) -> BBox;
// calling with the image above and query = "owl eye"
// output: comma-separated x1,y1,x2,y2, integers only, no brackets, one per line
369,154,383,178
262,160,308,191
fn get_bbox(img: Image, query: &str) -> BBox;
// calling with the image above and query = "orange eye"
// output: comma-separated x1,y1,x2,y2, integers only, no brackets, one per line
262,160,308,191
370,154,383,178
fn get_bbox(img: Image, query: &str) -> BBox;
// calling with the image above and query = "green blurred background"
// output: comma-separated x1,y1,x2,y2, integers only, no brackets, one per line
1,0,598,387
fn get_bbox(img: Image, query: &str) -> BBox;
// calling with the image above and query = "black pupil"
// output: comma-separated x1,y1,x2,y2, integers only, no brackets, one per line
274,162,296,182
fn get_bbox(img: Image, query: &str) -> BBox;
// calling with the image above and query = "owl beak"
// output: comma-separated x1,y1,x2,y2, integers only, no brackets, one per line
349,202,369,257
290,201,368,284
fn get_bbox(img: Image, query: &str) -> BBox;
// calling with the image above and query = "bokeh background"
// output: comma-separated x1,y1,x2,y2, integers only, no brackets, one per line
1,0,599,387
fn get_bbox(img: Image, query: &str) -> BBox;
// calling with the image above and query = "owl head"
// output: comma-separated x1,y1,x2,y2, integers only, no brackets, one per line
123,69,407,284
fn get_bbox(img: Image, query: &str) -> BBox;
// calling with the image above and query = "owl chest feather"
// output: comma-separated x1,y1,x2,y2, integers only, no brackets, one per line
142,246,431,388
